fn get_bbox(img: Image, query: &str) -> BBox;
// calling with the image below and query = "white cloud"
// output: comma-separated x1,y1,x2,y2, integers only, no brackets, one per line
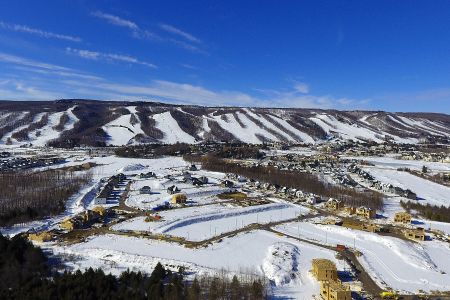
0,52,69,71
66,47,157,68
0,21,81,42
0,79,63,100
90,12,205,54
293,81,309,94
0,53,368,108
91,11,139,30
159,23,201,43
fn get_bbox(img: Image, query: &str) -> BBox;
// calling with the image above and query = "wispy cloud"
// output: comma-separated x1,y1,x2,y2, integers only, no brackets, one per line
0,52,367,109
0,79,64,100
0,21,81,42
0,52,103,82
159,23,201,43
91,11,139,30
66,47,157,68
90,11,205,54
0,52,69,71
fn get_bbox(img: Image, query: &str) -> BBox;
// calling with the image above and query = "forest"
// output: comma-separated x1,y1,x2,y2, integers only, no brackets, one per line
400,200,450,223
192,155,383,210
0,169,91,226
0,233,268,300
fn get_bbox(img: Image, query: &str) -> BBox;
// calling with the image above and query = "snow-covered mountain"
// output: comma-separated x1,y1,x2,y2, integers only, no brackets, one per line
0,99,449,146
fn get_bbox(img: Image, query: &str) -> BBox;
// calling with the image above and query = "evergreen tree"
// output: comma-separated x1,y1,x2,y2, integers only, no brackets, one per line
187,277,201,300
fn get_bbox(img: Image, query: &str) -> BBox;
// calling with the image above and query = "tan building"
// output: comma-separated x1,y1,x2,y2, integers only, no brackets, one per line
405,227,425,241
356,206,376,219
344,206,356,215
343,220,379,233
394,212,411,224
326,198,343,211
311,259,338,282
60,218,76,231
171,193,187,204
320,281,351,300
28,231,53,243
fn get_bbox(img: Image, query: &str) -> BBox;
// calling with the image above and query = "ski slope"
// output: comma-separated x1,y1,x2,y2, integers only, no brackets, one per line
152,111,196,144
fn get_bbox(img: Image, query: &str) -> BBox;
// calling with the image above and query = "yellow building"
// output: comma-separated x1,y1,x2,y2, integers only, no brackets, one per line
311,259,338,282
28,231,53,243
326,198,343,211
405,227,425,241
356,206,376,219
320,281,351,300
171,193,187,204
60,218,76,231
344,206,356,215
342,220,379,233
92,206,106,217
394,212,411,224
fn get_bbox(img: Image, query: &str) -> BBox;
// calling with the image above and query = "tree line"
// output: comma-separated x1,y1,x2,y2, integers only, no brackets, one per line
400,200,450,223
192,155,383,209
0,169,91,226
0,233,268,299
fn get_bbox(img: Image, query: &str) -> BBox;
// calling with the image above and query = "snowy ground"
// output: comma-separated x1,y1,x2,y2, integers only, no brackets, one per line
113,198,310,242
51,230,347,299
363,166,450,207
347,155,450,173
126,178,229,210
275,221,450,294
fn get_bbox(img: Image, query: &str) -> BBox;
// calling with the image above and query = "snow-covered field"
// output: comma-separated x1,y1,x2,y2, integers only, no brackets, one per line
364,167,450,207
113,202,309,242
347,155,450,173
53,230,347,299
275,222,450,294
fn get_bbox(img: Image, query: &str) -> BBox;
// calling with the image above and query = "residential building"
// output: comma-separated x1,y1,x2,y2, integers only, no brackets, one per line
325,198,343,211
320,281,351,300
394,212,412,224
311,259,338,282
356,206,376,219
171,193,187,204
405,227,426,241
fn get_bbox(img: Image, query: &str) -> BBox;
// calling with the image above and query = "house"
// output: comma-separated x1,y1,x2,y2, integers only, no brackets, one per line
405,227,426,241
60,218,77,231
394,212,412,224
344,206,356,215
356,206,376,219
221,180,234,188
306,195,318,204
295,190,305,198
404,189,417,200
183,172,192,181
94,188,108,205
325,198,343,210
199,176,209,184
320,281,351,300
92,206,106,217
28,231,53,243
237,175,247,182
140,185,152,194
167,185,180,194
140,172,156,179
311,259,338,282
171,193,187,204
191,177,204,186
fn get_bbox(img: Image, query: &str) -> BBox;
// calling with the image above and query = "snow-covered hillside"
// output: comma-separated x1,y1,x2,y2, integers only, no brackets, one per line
0,100,449,146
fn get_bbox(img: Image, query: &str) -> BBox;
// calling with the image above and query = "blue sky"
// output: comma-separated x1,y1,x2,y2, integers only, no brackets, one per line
0,0,449,113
